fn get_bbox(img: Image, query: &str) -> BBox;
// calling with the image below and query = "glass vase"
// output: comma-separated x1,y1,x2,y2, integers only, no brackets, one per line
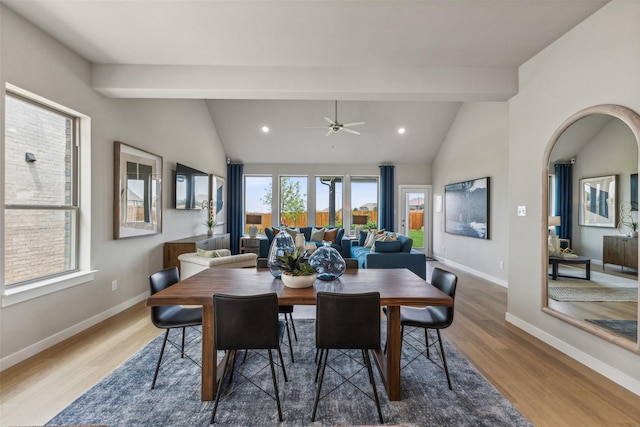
308,241,346,281
268,226,296,278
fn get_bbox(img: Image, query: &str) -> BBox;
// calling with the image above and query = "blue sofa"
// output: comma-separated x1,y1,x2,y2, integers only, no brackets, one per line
258,226,346,257
343,231,426,279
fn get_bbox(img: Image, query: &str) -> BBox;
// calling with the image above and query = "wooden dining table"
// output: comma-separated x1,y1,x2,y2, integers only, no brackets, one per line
145,267,453,401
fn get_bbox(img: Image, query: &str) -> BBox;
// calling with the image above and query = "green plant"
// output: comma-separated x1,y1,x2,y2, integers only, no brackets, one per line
276,249,317,276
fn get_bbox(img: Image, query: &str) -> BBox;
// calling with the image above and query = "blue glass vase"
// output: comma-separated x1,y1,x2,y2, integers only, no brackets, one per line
308,241,346,281
268,226,296,278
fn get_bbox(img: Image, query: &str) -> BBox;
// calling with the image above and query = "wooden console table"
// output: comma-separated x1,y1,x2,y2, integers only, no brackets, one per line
163,234,230,273
603,235,638,271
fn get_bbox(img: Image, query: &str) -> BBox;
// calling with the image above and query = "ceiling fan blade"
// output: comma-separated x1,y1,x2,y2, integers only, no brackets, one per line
342,121,365,127
325,129,334,137
305,126,329,129
341,127,360,135
324,117,336,125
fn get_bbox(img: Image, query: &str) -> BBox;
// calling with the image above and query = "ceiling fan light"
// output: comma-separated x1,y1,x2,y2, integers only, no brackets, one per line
398,127,406,134
261,126,269,133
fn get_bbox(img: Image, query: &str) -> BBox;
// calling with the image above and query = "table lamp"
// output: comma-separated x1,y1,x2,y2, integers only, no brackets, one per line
352,215,368,237
548,216,561,253
246,214,262,238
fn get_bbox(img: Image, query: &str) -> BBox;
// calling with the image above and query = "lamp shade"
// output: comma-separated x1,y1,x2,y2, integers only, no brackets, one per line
246,214,262,225
548,216,561,227
352,215,368,225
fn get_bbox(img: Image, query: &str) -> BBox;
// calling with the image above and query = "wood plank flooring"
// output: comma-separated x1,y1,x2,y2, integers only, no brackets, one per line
1,261,640,426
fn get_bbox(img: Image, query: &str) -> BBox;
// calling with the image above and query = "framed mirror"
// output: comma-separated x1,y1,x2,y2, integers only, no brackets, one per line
113,141,163,239
543,105,640,352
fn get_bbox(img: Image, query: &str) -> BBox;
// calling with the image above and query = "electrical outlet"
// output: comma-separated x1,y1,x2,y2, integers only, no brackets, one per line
499,261,504,270
517,206,526,217
442,245,445,252
111,280,118,291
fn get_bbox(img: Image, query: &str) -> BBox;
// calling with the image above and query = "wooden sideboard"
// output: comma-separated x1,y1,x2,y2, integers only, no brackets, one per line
603,235,638,271
163,234,231,272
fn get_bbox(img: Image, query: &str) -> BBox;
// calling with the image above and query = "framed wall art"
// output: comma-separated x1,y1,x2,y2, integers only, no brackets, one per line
579,174,617,227
444,177,490,239
114,141,163,239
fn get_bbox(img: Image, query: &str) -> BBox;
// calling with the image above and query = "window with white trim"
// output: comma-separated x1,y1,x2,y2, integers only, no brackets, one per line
4,92,79,287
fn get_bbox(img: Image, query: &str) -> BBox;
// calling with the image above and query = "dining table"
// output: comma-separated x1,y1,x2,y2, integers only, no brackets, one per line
145,267,453,401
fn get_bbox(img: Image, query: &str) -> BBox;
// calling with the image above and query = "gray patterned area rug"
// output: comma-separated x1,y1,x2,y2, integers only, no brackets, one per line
48,320,531,427
585,319,638,341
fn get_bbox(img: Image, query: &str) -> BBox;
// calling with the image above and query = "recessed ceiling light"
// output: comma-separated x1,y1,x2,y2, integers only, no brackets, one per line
261,126,269,133
398,127,406,134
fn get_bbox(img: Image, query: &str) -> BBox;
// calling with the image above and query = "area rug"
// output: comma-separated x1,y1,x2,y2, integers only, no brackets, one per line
585,319,638,341
550,265,638,288
47,320,531,427
548,286,638,302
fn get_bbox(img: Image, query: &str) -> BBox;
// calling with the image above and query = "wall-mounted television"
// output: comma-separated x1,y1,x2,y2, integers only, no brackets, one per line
175,163,210,210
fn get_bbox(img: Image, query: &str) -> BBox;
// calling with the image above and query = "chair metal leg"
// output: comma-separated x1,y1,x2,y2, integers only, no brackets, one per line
268,350,284,422
425,328,430,359
436,330,453,390
363,349,384,424
151,329,170,390
277,346,288,382
210,349,232,424
314,349,324,383
288,312,298,341
228,349,239,386
181,327,186,358
284,319,295,363
311,349,329,422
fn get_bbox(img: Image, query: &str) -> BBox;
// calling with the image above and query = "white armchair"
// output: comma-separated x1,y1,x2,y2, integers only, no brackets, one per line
178,249,258,279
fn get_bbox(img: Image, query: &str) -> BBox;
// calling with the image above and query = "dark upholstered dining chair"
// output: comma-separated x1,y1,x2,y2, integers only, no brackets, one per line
312,291,384,424
148,266,202,390
210,293,288,423
257,257,297,362
398,267,458,390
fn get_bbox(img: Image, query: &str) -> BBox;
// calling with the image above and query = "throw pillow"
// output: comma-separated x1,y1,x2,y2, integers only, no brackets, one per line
365,232,387,248
197,248,220,258
324,228,339,243
358,230,368,246
372,240,403,253
310,227,326,242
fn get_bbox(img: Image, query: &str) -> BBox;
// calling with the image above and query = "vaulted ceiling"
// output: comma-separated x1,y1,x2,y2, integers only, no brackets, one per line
4,0,609,164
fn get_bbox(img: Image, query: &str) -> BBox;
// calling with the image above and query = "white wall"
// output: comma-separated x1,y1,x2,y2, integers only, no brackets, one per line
432,102,510,286
0,6,227,365
508,0,640,393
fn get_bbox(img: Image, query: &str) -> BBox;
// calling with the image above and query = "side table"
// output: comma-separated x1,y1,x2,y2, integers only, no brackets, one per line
240,236,261,255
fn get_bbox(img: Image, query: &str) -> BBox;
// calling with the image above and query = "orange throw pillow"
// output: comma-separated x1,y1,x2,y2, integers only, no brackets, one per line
324,228,339,243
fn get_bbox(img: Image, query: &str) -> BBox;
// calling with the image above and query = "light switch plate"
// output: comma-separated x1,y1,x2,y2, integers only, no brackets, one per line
517,206,526,216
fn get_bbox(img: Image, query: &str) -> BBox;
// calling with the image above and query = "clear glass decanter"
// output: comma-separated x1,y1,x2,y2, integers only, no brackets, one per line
308,241,346,281
267,226,296,278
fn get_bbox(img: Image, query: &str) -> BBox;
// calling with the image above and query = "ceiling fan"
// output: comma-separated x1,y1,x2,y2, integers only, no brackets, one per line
306,100,365,136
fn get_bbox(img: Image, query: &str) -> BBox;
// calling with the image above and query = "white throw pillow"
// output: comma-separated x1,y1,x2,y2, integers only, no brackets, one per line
310,227,325,241
365,232,387,248
197,248,220,258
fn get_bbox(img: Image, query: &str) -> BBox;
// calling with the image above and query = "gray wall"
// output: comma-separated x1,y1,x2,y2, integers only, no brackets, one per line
0,6,227,365
432,102,510,286
508,0,640,392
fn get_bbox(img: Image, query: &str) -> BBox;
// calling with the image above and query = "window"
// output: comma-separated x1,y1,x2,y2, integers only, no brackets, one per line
315,176,343,228
4,93,79,286
350,176,379,231
279,176,307,227
244,175,272,234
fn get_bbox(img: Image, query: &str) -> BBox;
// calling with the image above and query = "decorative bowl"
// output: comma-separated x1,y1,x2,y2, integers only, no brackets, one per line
281,273,316,288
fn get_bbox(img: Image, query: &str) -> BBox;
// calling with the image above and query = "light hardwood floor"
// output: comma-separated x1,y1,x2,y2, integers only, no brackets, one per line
1,262,640,426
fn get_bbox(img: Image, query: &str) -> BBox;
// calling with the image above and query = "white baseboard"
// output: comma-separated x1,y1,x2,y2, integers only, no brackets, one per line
433,256,508,288
0,292,149,371
506,312,640,397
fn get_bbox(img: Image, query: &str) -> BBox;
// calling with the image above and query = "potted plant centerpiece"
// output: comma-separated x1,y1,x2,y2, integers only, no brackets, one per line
276,249,317,288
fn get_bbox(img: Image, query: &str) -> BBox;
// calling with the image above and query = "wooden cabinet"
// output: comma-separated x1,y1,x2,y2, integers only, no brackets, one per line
163,234,231,272
603,235,638,270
